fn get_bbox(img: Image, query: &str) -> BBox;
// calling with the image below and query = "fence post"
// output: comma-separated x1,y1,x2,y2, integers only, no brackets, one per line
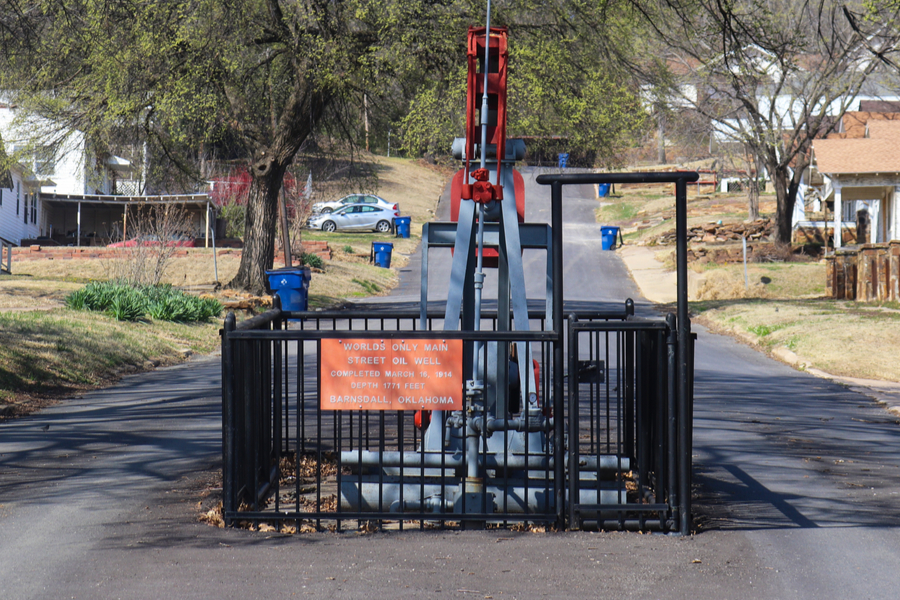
665,313,678,530
221,311,237,524
566,315,579,529
551,179,566,529
675,176,692,536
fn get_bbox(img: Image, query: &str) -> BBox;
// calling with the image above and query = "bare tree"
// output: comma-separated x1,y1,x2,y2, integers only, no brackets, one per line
106,204,192,287
633,0,900,244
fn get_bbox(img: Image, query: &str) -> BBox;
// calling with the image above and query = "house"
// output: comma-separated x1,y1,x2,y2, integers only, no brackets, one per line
811,115,900,248
0,158,48,245
0,103,215,247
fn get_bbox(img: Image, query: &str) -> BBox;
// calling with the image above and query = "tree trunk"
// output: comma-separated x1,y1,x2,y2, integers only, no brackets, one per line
229,153,288,295
770,163,798,246
748,186,760,221
746,152,761,221
657,110,667,165
225,82,327,294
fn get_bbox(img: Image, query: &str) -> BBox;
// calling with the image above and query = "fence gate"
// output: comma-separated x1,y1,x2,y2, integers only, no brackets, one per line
567,316,693,532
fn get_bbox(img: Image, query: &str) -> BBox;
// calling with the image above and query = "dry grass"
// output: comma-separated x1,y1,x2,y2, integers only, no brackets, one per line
691,262,825,301
694,300,900,382
0,306,220,414
304,155,449,256
0,278,82,309
10,251,243,287
1,155,452,417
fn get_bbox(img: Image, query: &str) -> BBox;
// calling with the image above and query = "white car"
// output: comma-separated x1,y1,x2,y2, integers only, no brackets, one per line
312,194,398,214
307,204,399,233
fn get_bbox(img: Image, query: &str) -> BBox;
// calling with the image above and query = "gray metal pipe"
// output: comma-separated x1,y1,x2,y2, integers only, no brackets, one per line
341,480,625,514
440,413,552,435
339,450,629,473
580,519,675,533
466,419,481,480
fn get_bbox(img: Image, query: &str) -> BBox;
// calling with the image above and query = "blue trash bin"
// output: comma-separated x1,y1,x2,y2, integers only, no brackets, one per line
266,266,311,312
558,153,569,169
600,226,620,251
394,216,411,239
597,183,610,198
371,241,393,268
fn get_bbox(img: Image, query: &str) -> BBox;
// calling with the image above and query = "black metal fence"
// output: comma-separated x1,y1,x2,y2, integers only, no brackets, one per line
567,315,694,532
221,171,698,534
220,306,693,533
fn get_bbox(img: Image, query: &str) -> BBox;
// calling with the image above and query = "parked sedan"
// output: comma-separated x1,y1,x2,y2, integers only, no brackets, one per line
307,204,398,233
312,194,398,215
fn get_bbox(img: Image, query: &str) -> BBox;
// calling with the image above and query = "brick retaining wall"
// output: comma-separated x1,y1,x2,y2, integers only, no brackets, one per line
9,242,330,263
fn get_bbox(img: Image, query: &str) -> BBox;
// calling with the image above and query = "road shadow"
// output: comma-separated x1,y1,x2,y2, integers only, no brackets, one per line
692,364,900,531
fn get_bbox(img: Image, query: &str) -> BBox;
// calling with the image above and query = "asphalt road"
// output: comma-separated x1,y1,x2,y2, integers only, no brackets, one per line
1,167,899,599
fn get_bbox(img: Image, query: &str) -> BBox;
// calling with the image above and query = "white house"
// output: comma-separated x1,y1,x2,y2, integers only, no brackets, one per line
0,103,131,197
0,103,213,247
0,160,48,245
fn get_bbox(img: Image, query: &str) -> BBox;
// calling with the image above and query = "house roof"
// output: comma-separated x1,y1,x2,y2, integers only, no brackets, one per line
814,137,900,174
41,192,211,207
827,111,900,139
859,100,900,113
866,120,900,139
814,110,900,175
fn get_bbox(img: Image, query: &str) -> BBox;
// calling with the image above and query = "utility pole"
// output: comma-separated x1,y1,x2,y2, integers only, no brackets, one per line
364,94,370,153
279,188,292,268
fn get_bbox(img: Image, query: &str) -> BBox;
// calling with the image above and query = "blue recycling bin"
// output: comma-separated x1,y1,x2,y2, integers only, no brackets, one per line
394,216,411,239
558,153,569,168
371,241,393,268
597,183,610,197
266,266,311,312
601,226,620,251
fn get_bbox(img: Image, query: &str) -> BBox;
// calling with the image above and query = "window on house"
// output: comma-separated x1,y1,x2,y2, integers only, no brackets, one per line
0,188,3,206
24,194,28,224
16,181,20,215
34,147,56,176
31,197,36,223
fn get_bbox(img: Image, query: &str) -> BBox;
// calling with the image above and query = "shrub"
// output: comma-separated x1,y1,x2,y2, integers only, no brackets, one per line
64,288,89,310
301,252,324,269
106,292,146,322
65,281,223,323
219,203,246,238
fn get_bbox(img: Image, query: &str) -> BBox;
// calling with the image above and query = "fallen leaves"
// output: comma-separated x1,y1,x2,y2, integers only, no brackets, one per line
198,502,225,528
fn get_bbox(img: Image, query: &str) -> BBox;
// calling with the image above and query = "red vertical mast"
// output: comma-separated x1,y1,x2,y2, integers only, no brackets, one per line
460,26,508,202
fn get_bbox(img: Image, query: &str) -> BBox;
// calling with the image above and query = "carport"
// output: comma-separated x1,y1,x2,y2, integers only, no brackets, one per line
39,192,215,247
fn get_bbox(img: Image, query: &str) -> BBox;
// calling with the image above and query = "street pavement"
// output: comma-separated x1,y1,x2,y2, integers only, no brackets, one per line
1,167,900,599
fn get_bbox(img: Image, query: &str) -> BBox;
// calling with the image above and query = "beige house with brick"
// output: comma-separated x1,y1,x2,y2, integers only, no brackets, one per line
812,118,900,249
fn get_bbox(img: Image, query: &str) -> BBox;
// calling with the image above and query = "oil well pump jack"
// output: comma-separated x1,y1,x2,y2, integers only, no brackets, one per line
221,6,698,534
343,24,554,519
337,18,697,532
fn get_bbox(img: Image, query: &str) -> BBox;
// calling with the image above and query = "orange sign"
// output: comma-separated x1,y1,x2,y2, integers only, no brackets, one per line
320,338,463,411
